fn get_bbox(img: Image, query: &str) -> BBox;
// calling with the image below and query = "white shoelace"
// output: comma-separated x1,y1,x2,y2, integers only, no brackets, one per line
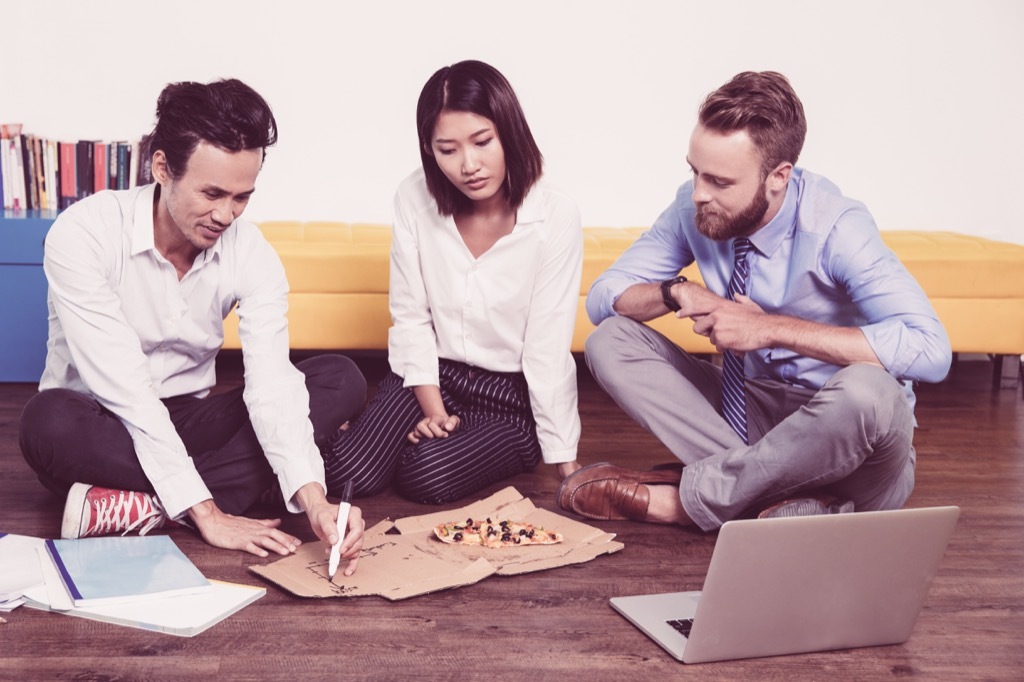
90,490,167,536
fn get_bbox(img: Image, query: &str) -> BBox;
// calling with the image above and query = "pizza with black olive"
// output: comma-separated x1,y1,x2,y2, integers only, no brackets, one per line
433,517,563,548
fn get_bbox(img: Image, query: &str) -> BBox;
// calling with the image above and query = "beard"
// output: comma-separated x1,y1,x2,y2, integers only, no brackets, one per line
695,189,770,241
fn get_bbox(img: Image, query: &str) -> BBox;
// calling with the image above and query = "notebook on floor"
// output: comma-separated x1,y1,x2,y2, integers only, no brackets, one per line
610,505,960,664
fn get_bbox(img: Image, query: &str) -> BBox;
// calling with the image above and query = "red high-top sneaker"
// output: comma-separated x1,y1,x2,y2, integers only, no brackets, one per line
61,483,172,539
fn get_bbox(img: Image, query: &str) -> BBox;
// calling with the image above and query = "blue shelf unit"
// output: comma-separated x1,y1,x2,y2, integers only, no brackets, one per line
1,209,57,382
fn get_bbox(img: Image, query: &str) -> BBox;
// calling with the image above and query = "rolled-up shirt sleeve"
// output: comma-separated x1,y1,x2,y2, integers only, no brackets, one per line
522,198,584,464
825,212,953,383
586,194,696,325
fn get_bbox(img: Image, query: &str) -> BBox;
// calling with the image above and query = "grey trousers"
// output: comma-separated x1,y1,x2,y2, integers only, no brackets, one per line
584,317,916,531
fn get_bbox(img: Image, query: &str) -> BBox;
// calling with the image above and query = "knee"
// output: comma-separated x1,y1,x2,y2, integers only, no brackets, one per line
351,475,392,499
393,448,456,505
397,484,451,506
584,316,636,376
397,479,459,505
19,390,91,471
20,390,80,447
826,364,909,425
300,354,367,406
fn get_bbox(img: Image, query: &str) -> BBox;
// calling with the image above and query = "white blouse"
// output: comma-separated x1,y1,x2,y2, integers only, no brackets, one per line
388,169,583,464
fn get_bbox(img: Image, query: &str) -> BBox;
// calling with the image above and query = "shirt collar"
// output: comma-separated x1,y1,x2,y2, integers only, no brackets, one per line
515,183,545,225
130,184,158,257
748,172,799,257
130,183,223,265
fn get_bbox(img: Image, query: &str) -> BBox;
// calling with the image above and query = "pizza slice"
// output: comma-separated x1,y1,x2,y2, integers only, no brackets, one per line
433,517,563,548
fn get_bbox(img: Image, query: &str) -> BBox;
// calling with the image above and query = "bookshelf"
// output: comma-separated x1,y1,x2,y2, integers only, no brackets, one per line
1,210,56,382
2,123,151,382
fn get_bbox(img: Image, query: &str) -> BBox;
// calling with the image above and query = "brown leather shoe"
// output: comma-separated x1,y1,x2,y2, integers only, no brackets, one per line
557,462,683,522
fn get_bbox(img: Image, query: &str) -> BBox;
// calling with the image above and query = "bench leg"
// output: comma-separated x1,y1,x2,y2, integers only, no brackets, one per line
991,354,1022,392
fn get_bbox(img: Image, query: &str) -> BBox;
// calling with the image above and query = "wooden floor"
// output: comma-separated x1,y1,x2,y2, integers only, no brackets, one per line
1,353,1022,681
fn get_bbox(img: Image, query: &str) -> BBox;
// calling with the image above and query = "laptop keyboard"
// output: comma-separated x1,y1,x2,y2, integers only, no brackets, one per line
667,618,694,637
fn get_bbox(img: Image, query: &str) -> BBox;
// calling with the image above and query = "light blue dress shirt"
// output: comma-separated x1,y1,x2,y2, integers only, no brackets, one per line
587,168,952,406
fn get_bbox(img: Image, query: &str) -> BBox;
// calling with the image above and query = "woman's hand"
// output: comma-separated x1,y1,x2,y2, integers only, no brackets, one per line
408,413,461,443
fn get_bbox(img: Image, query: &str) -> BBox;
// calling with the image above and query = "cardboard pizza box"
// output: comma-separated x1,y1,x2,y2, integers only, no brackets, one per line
248,487,624,600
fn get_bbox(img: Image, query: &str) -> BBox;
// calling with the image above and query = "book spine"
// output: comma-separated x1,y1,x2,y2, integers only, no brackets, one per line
29,136,39,210
29,135,41,209
136,133,153,186
23,135,37,210
2,123,23,210
59,141,77,210
33,136,47,210
48,140,60,211
21,135,32,210
93,141,107,194
0,133,9,210
42,138,55,211
116,142,129,190
12,134,27,210
108,142,117,190
75,141,92,201
128,140,139,189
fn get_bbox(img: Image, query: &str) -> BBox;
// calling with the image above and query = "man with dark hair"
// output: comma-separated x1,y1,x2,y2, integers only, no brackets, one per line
19,79,366,571
557,71,952,530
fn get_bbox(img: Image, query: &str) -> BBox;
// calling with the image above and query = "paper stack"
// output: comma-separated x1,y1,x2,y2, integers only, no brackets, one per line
0,533,46,611
2,531,265,637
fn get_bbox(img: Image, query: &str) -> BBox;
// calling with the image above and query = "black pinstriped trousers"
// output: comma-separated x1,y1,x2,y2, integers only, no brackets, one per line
322,359,542,504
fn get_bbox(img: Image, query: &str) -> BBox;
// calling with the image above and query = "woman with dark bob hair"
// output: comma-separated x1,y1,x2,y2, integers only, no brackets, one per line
321,60,583,504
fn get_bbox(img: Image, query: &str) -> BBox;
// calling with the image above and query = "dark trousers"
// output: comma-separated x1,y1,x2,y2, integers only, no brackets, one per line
19,354,366,515
323,359,541,504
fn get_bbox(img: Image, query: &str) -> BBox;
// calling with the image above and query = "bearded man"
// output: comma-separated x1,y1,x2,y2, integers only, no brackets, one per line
557,71,951,530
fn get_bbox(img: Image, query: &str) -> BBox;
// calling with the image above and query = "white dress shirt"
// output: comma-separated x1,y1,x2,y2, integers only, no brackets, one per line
388,169,583,464
40,184,325,518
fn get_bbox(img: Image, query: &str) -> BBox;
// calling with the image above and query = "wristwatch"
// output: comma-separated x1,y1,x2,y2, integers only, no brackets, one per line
660,276,688,312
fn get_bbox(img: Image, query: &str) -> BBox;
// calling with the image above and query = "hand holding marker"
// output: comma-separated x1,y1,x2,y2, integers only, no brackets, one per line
328,480,354,581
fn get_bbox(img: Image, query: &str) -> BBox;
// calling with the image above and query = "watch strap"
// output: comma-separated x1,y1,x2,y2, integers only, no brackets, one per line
660,276,687,312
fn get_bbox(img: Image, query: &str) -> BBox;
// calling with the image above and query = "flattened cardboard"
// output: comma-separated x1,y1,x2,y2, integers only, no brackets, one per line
249,487,623,600
248,521,496,600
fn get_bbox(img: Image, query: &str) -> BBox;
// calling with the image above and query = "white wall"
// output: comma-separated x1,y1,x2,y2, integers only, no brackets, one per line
4,0,1023,244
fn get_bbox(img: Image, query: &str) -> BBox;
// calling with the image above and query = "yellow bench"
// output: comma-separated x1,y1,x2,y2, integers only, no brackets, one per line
223,223,1024,388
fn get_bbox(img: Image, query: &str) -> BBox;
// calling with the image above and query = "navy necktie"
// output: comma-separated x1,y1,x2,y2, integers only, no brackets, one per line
721,237,755,444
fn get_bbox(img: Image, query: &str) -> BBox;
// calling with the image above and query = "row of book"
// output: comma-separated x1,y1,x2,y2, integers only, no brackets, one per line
1,123,153,213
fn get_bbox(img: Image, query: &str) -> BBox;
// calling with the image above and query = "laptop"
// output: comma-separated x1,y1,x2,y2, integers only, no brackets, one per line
610,506,960,664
